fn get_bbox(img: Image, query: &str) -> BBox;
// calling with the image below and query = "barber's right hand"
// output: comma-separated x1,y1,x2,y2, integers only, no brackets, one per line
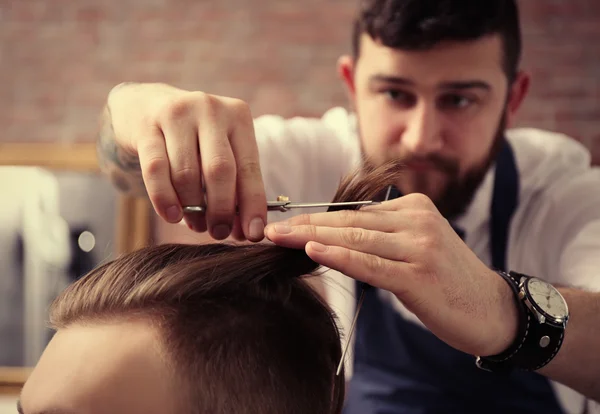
108,82,267,241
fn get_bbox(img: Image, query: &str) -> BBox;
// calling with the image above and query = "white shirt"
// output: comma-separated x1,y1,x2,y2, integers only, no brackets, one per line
254,107,600,413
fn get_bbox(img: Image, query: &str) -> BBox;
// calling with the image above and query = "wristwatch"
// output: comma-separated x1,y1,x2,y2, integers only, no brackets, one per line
476,270,569,373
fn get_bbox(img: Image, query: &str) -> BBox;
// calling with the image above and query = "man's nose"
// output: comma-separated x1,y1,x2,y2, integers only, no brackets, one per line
401,104,444,156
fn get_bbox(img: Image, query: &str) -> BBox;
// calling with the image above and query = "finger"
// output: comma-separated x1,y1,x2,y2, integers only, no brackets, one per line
228,194,246,241
162,118,207,232
274,209,405,232
304,242,410,294
137,126,182,224
230,215,246,241
183,211,208,234
362,192,438,212
198,108,237,240
226,99,267,242
266,224,412,261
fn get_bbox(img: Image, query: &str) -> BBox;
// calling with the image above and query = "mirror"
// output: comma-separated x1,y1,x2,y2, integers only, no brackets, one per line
0,143,152,395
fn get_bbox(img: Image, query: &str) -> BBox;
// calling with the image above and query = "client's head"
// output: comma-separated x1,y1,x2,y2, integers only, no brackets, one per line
18,160,404,414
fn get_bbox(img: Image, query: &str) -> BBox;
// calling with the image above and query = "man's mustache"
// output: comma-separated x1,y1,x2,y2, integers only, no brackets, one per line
362,154,459,176
393,154,459,174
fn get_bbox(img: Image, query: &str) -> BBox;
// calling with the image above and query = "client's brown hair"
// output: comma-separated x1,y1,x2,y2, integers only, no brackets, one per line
48,160,403,414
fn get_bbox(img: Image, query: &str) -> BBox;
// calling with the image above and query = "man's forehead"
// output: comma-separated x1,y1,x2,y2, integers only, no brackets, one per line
356,33,506,86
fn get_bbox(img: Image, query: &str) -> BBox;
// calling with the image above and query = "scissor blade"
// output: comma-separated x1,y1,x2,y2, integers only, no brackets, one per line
284,200,380,210
184,200,380,214
184,203,287,214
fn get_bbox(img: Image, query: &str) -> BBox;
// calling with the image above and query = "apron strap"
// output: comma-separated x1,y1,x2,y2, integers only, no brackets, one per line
490,140,520,271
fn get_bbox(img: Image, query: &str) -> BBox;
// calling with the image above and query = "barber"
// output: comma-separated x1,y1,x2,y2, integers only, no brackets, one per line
96,0,600,412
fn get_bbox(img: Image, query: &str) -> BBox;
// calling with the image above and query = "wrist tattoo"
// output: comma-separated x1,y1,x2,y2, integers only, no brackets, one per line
97,105,142,172
97,103,146,195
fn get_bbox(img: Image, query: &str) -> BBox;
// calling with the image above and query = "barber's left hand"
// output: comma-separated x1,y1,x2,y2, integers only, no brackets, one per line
265,193,518,357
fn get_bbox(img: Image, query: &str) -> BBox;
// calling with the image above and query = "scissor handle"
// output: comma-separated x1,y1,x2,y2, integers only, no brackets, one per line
266,201,290,212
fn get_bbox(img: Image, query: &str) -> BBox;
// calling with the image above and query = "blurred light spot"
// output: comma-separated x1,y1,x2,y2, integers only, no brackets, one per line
78,231,95,252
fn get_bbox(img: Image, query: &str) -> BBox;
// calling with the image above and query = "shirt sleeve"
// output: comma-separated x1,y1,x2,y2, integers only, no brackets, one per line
253,107,362,223
525,169,600,291
558,219,600,291
553,170,600,291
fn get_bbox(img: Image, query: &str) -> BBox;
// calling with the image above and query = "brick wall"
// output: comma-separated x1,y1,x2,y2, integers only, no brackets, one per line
2,0,599,163
518,0,600,163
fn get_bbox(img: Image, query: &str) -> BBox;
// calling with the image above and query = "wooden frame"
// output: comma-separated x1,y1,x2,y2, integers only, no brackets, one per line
0,367,30,396
0,143,152,394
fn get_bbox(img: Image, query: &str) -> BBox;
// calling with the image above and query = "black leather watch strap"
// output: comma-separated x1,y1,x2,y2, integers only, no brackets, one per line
485,271,529,361
510,317,565,370
477,271,568,373
476,270,530,373
508,271,567,371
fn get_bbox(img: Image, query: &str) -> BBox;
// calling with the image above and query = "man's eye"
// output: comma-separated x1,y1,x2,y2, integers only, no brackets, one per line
439,94,475,110
384,90,416,106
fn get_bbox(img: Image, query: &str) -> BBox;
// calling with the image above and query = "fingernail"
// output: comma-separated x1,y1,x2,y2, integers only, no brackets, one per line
310,242,328,252
166,206,181,222
212,224,231,240
272,223,292,234
248,217,265,240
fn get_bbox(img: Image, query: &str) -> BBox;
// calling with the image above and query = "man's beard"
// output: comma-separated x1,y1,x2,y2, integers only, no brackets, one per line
361,114,507,221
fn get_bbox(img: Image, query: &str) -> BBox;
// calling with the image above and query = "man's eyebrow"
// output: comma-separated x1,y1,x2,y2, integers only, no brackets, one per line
368,75,414,86
16,399,74,414
368,74,491,91
438,80,491,91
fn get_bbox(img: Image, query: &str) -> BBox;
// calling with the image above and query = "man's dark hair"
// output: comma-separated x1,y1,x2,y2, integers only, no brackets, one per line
352,0,522,81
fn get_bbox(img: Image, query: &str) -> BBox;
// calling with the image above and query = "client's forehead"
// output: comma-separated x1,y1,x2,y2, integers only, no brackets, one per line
20,320,177,414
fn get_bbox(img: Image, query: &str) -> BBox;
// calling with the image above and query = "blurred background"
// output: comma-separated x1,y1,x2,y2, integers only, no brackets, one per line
1,0,599,157
0,0,599,409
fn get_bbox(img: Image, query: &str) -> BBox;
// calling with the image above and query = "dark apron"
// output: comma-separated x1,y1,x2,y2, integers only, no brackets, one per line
343,141,564,414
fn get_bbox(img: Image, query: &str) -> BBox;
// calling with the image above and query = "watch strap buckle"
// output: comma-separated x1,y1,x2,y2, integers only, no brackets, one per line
475,356,513,374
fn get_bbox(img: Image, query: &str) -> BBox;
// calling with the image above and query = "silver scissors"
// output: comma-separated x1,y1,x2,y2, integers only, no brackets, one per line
182,195,380,213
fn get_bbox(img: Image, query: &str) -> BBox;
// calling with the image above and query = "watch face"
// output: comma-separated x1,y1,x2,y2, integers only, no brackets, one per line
526,278,569,320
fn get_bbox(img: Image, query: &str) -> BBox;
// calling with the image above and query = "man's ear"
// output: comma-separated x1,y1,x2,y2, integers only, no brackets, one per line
337,55,357,102
505,71,530,128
